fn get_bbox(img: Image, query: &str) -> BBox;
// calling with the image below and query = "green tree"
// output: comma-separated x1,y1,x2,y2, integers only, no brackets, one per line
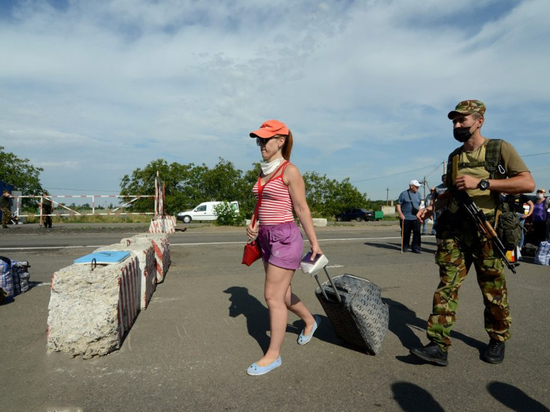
0,146,44,207
120,158,251,216
120,158,372,223
303,172,368,218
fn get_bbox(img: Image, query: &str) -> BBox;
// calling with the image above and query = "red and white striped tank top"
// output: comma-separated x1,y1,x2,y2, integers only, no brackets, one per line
253,162,294,226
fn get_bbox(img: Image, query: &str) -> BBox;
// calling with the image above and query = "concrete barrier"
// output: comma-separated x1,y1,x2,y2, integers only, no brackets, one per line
95,242,157,311
149,215,176,234
312,218,328,227
47,255,141,358
46,233,172,358
125,233,171,283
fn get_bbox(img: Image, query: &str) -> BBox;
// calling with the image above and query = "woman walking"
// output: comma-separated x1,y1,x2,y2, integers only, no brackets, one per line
246,119,323,376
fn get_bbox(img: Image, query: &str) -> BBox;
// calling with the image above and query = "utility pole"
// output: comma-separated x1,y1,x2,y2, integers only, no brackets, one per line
386,188,389,205
423,176,427,200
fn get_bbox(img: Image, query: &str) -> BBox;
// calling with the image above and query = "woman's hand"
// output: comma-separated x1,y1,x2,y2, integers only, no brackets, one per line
246,222,258,240
308,243,323,261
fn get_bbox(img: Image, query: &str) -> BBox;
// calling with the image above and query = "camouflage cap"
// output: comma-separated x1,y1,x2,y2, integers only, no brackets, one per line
447,100,486,119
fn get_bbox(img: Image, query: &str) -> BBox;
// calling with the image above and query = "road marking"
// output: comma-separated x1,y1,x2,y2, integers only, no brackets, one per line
0,236,402,251
0,245,101,251
170,236,402,247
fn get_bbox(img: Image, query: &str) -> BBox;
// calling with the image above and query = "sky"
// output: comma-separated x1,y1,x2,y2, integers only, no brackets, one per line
1,0,549,205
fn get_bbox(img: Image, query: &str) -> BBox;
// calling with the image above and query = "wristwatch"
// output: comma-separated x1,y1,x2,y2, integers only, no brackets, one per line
479,179,490,191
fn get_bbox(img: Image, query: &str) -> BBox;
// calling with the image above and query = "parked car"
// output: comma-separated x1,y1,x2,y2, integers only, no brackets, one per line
335,208,375,222
177,201,239,223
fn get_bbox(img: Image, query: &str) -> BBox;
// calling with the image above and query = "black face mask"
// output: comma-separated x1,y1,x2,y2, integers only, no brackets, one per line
453,126,473,143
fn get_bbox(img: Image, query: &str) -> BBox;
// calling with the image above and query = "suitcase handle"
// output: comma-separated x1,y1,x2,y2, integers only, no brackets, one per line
313,267,342,304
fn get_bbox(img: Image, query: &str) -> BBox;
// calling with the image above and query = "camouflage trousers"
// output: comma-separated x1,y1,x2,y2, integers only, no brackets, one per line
1,206,10,227
427,226,511,349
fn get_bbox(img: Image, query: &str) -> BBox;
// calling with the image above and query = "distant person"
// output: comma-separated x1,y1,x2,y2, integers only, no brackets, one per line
1,190,12,229
502,192,533,249
42,192,54,229
396,180,422,253
422,187,436,235
527,188,549,246
245,120,323,376
411,100,535,366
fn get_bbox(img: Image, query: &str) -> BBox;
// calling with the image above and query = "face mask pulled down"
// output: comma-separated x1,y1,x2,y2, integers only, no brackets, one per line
261,157,283,175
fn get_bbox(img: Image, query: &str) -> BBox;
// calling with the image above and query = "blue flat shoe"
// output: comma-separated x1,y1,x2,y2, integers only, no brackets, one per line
246,356,282,376
297,315,321,345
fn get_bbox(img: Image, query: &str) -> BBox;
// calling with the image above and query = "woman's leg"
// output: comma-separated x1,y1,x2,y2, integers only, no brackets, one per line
254,263,295,367
285,285,316,335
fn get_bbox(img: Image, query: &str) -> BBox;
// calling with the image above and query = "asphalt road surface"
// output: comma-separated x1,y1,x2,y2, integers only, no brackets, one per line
1,222,549,411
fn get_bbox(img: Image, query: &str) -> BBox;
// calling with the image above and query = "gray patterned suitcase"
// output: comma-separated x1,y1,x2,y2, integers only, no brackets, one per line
314,270,389,355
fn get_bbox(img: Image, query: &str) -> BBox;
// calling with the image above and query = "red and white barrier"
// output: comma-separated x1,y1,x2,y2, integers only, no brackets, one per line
123,233,171,283
117,257,140,342
95,242,157,311
149,215,176,234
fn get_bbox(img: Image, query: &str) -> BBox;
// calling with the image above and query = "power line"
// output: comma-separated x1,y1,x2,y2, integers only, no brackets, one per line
351,162,444,183
522,151,550,158
352,150,550,185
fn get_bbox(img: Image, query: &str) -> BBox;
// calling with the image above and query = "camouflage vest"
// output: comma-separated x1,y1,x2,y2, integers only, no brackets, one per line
446,139,522,250
446,139,506,202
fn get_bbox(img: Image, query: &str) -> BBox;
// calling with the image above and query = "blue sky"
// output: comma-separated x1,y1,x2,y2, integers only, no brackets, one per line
1,0,549,203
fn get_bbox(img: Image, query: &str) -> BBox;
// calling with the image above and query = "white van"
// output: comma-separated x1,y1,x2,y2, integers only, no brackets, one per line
176,201,239,223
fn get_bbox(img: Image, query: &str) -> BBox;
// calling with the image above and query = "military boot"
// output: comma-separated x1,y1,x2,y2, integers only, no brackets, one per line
482,339,505,364
410,343,448,366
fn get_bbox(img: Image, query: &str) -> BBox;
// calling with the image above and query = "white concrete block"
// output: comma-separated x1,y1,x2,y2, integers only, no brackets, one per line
123,233,171,283
47,256,140,358
95,243,156,311
312,218,328,227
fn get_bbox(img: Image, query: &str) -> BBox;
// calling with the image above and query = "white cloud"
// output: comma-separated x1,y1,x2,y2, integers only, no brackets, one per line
0,0,548,200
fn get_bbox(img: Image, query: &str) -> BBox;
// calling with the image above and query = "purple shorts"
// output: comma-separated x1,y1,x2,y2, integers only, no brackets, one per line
258,222,304,270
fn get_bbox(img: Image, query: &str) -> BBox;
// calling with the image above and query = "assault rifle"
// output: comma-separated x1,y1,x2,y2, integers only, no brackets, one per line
449,188,518,274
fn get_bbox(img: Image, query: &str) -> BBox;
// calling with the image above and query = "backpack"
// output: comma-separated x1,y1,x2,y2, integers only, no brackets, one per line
447,139,522,250
496,201,523,250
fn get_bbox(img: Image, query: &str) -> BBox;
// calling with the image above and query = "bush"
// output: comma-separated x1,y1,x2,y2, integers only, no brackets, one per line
214,202,243,226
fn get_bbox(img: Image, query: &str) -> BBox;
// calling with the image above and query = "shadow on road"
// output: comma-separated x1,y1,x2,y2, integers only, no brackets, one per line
223,286,271,353
383,297,486,364
487,381,550,412
223,287,487,361
392,381,444,411
363,241,437,255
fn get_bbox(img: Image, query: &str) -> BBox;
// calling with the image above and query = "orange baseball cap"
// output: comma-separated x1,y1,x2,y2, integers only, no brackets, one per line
249,120,289,138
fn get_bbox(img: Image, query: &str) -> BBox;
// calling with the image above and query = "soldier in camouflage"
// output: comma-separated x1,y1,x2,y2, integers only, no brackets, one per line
1,190,12,229
410,100,535,366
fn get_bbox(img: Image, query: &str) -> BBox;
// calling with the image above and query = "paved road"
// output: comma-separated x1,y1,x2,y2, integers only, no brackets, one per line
1,223,549,411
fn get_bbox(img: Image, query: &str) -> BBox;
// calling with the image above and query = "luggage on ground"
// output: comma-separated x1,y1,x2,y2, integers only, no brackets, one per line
311,267,389,355
522,243,538,258
1,256,14,301
0,256,31,301
11,261,31,294
535,241,550,266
